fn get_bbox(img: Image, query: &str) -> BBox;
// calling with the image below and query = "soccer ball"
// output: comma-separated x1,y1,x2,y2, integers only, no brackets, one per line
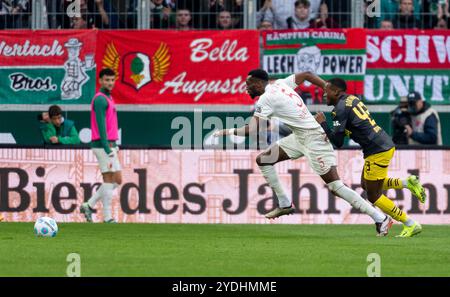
34,217,58,237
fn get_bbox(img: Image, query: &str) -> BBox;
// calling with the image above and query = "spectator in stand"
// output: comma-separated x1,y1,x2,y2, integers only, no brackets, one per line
150,0,171,28
61,0,110,29
0,0,12,29
308,0,322,20
166,0,176,9
257,0,273,27
39,105,81,145
61,0,87,28
435,16,448,28
437,0,449,28
0,0,30,29
173,8,193,30
287,0,311,29
217,10,233,29
380,19,394,29
261,0,297,29
392,0,421,29
71,9,88,29
310,2,338,28
204,0,224,28
87,0,119,29
405,91,442,145
258,20,273,30
229,0,243,28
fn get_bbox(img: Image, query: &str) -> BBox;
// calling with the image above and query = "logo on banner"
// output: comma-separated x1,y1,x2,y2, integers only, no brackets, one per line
102,42,171,91
296,45,321,74
296,45,321,87
61,38,95,100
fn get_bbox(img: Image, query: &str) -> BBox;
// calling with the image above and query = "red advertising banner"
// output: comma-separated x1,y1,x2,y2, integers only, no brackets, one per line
367,30,450,69
95,30,260,104
365,30,450,103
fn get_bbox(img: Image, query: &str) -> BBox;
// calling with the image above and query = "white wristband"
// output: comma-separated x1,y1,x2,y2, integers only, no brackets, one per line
228,128,236,135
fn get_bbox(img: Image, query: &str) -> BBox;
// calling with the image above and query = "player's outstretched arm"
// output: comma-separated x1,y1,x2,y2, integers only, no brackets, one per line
213,116,265,137
294,71,327,89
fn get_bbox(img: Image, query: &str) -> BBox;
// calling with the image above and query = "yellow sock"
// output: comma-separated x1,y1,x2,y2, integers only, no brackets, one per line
383,177,404,190
374,195,408,223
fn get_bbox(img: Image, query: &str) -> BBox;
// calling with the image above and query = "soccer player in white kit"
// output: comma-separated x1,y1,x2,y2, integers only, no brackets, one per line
214,69,393,236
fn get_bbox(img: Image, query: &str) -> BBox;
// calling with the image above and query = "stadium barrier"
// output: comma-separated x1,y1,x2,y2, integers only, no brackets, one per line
2,110,450,146
1,147,449,224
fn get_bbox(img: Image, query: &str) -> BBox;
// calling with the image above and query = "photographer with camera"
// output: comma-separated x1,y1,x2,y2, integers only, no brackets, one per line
391,96,411,145
38,105,81,145
404,91,442,145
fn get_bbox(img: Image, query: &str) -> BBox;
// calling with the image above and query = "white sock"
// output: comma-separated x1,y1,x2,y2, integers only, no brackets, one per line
328,180,386,223
259,165,291,208
101,183,115,221
404,218,415,227
87,183,107,209
402,179,408,188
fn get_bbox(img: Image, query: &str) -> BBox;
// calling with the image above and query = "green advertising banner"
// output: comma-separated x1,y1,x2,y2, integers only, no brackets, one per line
262,29,366,103
0,30,97,104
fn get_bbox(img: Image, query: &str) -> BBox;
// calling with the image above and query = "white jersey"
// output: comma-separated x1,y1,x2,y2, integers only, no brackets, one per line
253,74,321,134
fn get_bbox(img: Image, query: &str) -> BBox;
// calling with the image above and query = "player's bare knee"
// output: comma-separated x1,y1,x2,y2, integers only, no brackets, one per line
114,173,123,185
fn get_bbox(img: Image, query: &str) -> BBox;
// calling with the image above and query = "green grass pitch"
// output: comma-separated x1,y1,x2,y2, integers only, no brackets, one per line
1,223,450,277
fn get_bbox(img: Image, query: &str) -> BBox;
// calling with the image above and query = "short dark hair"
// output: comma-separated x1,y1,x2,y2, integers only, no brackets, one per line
48,105,62,118
328,78,347,92
295,0,310,8
99,68,116,78
248,69,269,82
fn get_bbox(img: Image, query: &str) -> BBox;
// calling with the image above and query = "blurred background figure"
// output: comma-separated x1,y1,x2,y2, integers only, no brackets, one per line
150,0,172,28
0,0,31,29
287,0,311,29
173,8,193,30
392,0,420,28
39,105,81,145
390,97,411,145
217,10,233,29
310,1,338,28
405,91,442,145
380,19,394,29
260,0,296,29
258,20,273,30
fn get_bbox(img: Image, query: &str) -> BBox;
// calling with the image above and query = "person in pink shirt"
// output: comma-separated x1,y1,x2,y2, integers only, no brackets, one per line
80,68,121,223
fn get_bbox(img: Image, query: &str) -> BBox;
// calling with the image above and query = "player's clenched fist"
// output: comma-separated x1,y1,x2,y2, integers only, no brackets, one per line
314,112,326,124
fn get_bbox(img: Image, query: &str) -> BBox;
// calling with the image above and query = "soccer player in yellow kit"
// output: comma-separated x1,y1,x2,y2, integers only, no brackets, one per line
315,76,426,237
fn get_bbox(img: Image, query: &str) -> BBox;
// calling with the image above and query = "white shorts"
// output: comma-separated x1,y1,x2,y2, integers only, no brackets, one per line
92,147,121,173
276,128,336,176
